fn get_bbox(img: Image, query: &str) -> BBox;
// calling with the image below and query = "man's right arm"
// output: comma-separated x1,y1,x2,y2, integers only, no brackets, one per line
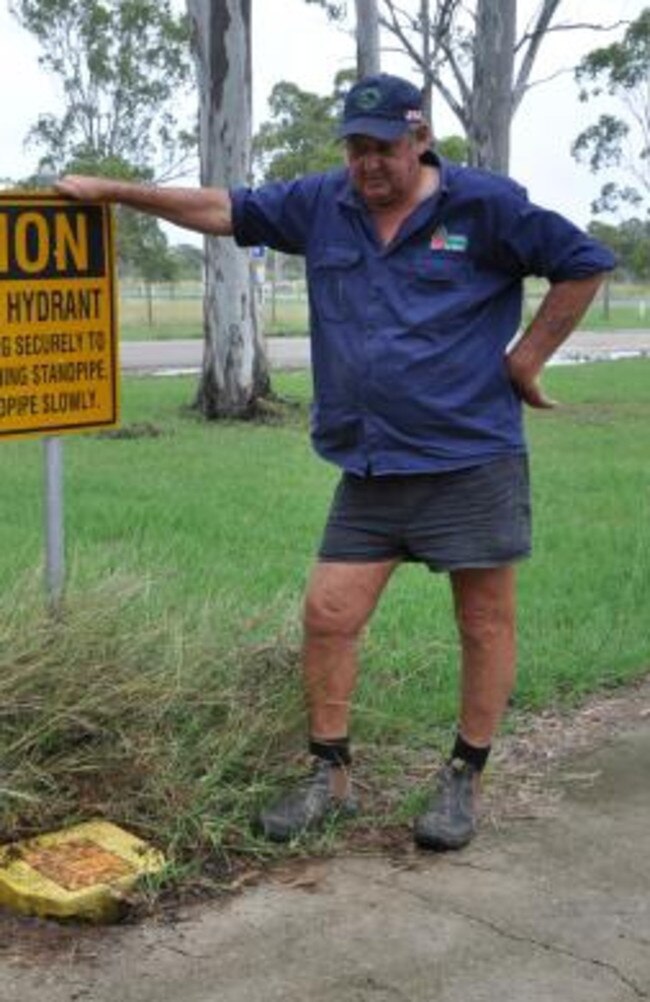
54,176,233,237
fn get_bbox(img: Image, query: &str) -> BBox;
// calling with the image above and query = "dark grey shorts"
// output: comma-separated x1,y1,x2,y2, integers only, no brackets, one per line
318,455,531,572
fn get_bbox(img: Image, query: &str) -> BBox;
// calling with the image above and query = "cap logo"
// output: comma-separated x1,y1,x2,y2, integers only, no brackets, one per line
354,86,382,111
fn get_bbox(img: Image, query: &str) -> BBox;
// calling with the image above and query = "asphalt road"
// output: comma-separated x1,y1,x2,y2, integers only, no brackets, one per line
121,330,650,374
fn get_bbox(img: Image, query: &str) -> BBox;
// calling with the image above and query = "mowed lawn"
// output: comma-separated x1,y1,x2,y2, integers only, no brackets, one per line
1,359,648,733
118,281,650,340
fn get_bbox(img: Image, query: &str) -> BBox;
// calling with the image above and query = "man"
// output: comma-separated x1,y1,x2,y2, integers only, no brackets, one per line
56,74,615,851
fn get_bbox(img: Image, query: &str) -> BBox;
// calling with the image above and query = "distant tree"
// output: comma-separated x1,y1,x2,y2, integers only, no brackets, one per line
436,134,468,164
10,0,196,284
127,218,179,327
253,74,352,182
255,69,466,183
63,154,181,283
10,0,196,179
572,8,650,216
588,217,650,282
305,0,346,16
121,216,178,283
170,244,205,282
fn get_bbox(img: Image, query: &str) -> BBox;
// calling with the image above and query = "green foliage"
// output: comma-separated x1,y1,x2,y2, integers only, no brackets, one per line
169,244,205,282
588,218,650,282
435,134,468,164
576,8,650,92
10,0,196,178
10,0,196,283
303,0,348,19
75,155,181,282
572,115,630,174
253,69,468,182
253,73,353,182
572,8,650,215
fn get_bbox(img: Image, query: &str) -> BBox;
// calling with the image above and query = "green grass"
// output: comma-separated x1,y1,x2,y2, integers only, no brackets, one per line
120,296,309,339
523,301,650,331
0,360,648,880
119,282,650,340
578,304,650,330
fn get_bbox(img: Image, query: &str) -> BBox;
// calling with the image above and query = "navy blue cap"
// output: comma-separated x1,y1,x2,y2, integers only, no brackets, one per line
338,74,425,141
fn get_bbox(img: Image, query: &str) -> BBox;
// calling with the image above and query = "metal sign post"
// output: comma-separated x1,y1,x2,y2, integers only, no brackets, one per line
43,435,65,611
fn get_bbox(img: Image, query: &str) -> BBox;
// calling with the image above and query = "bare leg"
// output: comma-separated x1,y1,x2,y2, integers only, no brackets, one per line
449,566,517,748
302,559,398,742
255,560,399,840
414,566,517,850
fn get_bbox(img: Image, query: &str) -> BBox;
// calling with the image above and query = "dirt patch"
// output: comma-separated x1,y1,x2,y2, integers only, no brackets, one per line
482,673,650,825
0,909,108,968
96,421,165,440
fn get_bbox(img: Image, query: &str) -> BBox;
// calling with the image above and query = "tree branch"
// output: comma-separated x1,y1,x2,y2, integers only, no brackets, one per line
379,0,470,122
513,8,633,114
379,2,424,69
438,33,471,108
512,0,562,112
519,65,574,95
516,18,631,51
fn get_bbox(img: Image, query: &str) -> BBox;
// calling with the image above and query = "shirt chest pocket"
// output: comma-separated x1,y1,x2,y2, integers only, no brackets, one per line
310,245,362,322
415,253,471,285
407,253,473,328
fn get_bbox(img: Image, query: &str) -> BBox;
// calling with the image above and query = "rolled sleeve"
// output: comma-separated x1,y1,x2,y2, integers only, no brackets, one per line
499,202,617,282
231,174,327,255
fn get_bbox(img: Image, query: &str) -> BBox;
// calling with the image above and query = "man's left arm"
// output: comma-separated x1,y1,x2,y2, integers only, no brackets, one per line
505,273,607,409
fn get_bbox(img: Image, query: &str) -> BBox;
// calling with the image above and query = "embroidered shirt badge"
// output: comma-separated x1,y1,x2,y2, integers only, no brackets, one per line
430,226,468,253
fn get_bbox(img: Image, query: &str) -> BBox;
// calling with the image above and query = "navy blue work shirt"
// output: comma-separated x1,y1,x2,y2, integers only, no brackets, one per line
231,154,615,475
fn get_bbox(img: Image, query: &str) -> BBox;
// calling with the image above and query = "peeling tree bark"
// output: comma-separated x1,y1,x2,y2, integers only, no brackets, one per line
187,0,270,419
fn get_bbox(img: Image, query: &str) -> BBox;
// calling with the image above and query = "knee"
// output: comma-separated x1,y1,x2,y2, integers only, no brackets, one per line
303,589,364,640
455,599,515,648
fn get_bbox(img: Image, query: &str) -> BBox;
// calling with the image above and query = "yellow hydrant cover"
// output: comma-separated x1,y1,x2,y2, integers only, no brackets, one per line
0,819,166,923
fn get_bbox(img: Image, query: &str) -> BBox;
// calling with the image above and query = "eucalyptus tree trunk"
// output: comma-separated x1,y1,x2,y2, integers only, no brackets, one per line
187,0,270,418
467,0,516,173
419,0,434,125
355,0,381,77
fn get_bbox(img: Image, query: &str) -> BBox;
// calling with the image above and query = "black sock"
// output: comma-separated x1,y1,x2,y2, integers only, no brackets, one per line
309,736,351,767
450,732,490,772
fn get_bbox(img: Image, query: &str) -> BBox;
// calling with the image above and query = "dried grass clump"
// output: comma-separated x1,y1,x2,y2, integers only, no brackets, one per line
0,572,303,872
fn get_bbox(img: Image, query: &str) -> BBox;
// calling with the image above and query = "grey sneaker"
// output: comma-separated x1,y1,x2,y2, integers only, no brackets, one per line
254,760,358,842
413,758,479,851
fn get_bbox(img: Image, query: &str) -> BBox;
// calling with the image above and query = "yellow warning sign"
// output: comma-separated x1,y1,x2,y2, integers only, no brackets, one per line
0,192,118,439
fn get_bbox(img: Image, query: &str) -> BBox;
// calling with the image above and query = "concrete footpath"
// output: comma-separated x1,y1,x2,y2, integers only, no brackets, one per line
120,329,650,374
1,707,649,1002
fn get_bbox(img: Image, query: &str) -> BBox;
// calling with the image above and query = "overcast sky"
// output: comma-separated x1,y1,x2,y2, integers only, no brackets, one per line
0,0,645,235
